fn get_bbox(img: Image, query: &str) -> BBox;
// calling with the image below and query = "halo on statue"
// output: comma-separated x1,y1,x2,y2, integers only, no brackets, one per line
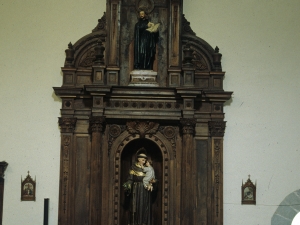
135,0,154,15
136,147,148,160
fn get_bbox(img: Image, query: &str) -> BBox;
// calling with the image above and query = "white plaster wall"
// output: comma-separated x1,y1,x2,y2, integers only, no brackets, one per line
0,0,299,224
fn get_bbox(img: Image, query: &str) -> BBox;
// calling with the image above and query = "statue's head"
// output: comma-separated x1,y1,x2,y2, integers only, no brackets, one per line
139,10,146,19
137,153,147,165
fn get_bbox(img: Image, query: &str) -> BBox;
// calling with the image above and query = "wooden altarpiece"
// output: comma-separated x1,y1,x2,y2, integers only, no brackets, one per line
53,0,232,225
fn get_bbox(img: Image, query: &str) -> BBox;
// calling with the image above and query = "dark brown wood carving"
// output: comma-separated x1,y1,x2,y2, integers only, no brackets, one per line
0,161,8,225
53,0,233,224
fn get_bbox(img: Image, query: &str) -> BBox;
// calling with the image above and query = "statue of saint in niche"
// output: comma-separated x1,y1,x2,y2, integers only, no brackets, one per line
134,11,159,70
123,149,157,225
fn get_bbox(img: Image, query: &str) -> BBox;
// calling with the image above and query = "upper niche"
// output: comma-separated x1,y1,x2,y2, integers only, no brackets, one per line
61,4,223,89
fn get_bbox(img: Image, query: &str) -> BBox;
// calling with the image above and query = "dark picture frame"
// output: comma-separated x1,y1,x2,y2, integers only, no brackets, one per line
241,175,256,205
21,171,36,201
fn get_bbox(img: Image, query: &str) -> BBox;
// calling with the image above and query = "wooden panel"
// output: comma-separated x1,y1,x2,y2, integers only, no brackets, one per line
195,139,208,224
74,135,91,225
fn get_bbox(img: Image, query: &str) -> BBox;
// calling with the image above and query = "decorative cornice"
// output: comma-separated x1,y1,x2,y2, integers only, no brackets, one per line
180,118,196,134
126,121,159,138
208,121,226,137
58,117,77,133
0,161,8,178
89,116,106,133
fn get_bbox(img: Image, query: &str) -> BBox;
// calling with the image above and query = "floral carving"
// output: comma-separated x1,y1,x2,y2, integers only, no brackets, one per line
192,51,208,71
126,121,159,138
160,126,178,158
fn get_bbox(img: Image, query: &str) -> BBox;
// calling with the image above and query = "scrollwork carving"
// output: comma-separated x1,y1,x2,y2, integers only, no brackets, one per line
208,121,226,137
58,117,77,133
126,121,159,138
92,12,106,33
182,14,196,36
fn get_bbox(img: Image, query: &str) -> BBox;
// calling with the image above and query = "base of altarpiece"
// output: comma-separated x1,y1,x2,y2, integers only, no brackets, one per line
128,70,159,87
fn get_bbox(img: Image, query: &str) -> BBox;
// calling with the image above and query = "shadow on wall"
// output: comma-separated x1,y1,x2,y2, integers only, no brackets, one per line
271,189,300,225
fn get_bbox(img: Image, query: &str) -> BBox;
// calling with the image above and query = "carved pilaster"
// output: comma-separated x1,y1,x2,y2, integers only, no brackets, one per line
89,116,105,225
89,116,106,133
212,138,223,224
180,118,196,225
208,121,226,137
58,117,77,133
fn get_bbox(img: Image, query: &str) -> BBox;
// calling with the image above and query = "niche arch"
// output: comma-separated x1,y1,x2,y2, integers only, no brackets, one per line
109,128,177,225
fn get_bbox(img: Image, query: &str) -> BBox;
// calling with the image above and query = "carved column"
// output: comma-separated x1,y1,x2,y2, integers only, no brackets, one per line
180,118,196,225
0,162,8,225
208,121,226,225
89,116,105,225
58,117,77,225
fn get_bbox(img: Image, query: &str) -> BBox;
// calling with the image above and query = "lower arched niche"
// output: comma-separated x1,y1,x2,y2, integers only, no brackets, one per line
119,138,163,225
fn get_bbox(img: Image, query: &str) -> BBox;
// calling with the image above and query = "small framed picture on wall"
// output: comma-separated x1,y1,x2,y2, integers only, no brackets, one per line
241,175,256,205
21,171,36,201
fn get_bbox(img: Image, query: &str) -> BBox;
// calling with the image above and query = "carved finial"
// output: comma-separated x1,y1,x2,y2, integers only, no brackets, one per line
212,46,222,71
65,42,75,67
182,42,194,67
215,46,219,53
93,39,105,66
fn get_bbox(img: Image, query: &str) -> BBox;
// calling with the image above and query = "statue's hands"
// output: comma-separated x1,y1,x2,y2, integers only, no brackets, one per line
123,182,131,195
147,22,154,28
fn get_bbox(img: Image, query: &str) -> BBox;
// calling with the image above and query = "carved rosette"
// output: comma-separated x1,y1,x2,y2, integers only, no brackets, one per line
89,116,106,133
213,139,222,217
180,118,196,135
58,117,77,133
159,126,178,158
126,121,159,138
208,121,226,137
108,125,125,156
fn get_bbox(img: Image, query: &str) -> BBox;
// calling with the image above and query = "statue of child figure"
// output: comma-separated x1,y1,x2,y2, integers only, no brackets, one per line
142,159,155,191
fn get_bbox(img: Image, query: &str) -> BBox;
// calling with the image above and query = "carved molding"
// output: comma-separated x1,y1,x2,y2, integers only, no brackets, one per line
180,118,196,135
208,121,226,137
58,117,77,133
89,116,106,133
126,121,159,138
107,100,182,110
